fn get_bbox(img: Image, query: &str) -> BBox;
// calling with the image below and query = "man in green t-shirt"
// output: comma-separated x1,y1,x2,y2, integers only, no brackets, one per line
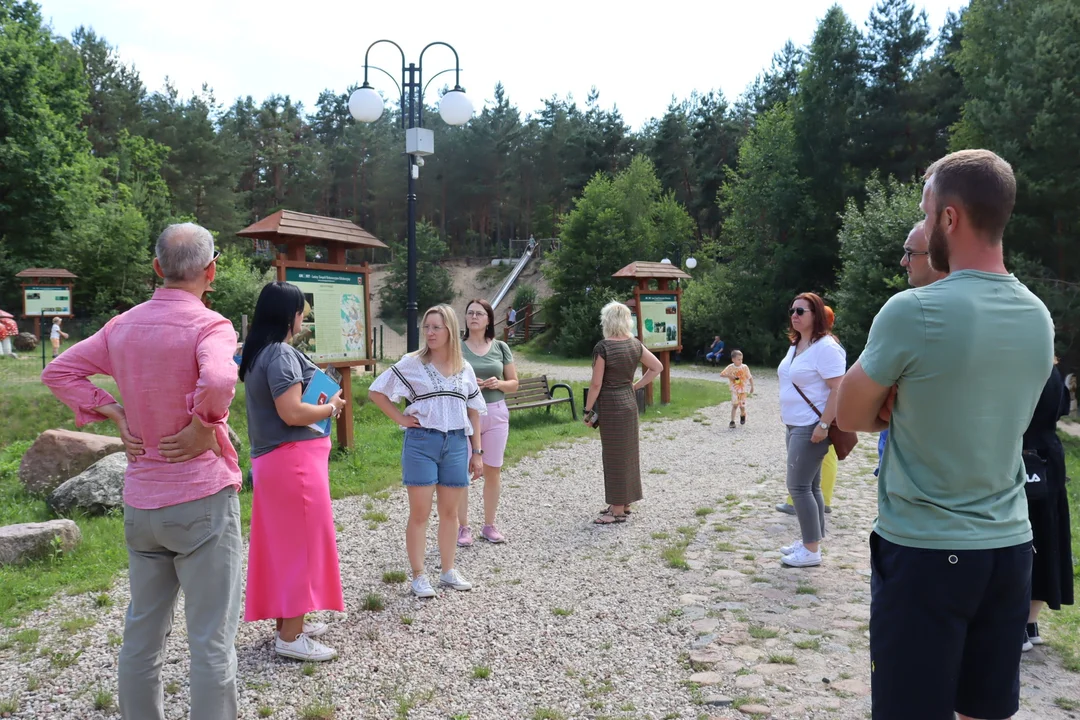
837,149,1053,720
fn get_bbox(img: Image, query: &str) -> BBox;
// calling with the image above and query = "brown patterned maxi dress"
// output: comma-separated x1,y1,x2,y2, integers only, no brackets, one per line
593,337,644,506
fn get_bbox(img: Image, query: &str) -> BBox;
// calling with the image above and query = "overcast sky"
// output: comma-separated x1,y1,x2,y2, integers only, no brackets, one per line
39,0,966,129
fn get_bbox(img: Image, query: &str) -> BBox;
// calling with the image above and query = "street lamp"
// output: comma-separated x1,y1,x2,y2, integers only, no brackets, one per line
348,40,473,352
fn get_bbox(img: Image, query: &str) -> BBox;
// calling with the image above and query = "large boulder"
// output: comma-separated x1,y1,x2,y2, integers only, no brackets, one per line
12,332,38,351
0,520,82,566
48,453,126,516
19,429,126,495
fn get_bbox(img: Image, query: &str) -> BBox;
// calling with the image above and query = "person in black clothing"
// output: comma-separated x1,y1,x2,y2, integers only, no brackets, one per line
1021,360,1074,651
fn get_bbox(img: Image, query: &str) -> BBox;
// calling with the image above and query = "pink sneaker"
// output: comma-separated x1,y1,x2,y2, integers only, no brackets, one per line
457,526,474,547
481,525,506,543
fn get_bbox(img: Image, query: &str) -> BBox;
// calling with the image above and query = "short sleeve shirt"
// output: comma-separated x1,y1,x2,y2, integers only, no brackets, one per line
721,364,753,395
777,336,847,426
244,343,325,458
859,270,1054,550
370,354,487,433
462,340,514,403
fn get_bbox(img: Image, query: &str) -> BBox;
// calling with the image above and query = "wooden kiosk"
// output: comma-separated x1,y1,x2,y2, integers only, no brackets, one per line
15,268,77,340
237,210,387,450
613,261,690,406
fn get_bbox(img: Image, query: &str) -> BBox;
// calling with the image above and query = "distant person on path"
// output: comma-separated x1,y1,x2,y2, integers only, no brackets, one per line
720,350,754,429
836,149,1053,720
42,222,243,720
776,292,846,568
50,316,69,359
238,282,347,662
369,305,486,598
705,336,724,364
874,220,949,477
458,299,519,546
777,306,840,515
507,306,517,338
1020,358,1073,652
584,301,662,524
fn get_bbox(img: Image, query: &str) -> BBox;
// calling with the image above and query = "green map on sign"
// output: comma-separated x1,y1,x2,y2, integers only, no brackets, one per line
285,267,368,362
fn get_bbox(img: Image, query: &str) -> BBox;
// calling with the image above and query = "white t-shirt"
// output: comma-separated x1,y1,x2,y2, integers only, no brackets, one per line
370,353,487,434
50,323,61,340
777,335,847,427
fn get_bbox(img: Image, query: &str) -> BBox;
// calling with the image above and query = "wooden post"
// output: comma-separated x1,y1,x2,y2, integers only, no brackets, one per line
524,304,532,343
336,368,355,450
660,350,672,404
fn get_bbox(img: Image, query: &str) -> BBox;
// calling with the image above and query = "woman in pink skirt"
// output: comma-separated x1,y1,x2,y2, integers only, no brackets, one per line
238,282,347,662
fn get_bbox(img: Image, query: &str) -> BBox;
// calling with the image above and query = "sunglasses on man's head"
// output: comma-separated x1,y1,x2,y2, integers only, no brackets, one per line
789,307,811,317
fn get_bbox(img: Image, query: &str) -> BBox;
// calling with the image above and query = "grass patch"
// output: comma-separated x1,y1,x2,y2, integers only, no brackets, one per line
531,709,565,720
382,570,407,584
471,665,491,679
748,626,780,639
551,607,574,617
258,708,275,718
1054,697,1079,711
361,593,385,612
650,531,670,540
59,615,96,634
732,696,766,710
0,697,18,713
694,507,713,517
301,662,317,677
361,510,389,523
165,680,180,695
714,542,736,552
794,638,821,650
795,584,818,596
767,653,797,665
299,701,336,720
400,616,413,626
13,628,40,649
93,689,115,711
0,374,723,623
94,593,112,607
661,545,689,570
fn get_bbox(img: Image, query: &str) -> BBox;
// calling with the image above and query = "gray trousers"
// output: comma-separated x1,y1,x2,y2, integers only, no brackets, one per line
785,424,830,545
119,487,242,720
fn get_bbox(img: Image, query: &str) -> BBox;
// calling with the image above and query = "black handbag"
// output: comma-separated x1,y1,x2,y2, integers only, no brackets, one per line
1022,450,1050,500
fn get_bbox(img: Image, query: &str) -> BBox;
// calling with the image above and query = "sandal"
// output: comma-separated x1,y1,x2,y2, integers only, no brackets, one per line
594,511,627,525
598,506,633,516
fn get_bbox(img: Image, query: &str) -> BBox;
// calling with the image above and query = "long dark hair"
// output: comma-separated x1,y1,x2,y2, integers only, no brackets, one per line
463,298,495,341
238,281,306,381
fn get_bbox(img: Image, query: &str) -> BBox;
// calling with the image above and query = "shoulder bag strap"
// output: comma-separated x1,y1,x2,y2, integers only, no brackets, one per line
792,383,823,419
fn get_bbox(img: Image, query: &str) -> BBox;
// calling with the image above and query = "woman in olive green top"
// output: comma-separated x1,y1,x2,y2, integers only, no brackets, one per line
457,299,519,545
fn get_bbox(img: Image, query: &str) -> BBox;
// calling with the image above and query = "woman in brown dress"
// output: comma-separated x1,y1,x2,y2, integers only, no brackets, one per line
584,301,663,524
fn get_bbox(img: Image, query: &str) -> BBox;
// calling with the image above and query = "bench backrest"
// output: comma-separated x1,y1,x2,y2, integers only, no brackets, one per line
504,375,552,406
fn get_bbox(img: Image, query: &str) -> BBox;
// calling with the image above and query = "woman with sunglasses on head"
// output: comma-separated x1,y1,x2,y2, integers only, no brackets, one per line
457,299,518,546
369,305,487,598
239,281,347,662
776,292,847,568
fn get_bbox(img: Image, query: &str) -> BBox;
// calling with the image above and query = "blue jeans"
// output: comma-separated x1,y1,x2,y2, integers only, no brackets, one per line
706,351,722,361
401,428,469,487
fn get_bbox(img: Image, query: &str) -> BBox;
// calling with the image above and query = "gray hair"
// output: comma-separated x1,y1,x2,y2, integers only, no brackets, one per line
155,223,215,282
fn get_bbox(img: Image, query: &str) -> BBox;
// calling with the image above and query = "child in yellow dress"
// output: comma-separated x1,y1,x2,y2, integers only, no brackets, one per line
719,350,754,429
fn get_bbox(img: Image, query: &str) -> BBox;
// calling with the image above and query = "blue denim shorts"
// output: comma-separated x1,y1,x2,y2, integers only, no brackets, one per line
401,428,469,488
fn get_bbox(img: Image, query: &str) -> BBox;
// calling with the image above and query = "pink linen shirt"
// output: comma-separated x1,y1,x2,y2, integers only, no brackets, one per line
40,288,241,510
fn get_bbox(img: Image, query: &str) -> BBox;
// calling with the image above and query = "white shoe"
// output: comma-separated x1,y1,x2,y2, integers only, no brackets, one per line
411,575,436,598
780,539,804,555
275,633,337,661
439,568,473,591
275,621,327,640
781,546,822,567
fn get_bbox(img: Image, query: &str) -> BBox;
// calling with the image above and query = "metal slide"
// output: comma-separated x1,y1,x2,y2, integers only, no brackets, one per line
489,238,537,310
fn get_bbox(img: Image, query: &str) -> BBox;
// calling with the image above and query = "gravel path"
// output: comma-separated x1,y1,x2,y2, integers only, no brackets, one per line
0,365,1077,719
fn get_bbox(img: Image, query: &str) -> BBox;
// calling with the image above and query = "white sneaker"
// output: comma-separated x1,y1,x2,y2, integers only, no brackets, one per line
781,546,822,567
275,633,337,661
439,568,473,591
411,575,436,598
780,539,804,555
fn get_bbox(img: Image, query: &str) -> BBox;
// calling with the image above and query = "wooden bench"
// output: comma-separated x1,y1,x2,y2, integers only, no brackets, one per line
504,375,577,420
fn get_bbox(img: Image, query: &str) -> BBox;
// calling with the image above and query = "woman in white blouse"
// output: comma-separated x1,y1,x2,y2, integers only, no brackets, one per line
369,305,487,598
776,292,847,568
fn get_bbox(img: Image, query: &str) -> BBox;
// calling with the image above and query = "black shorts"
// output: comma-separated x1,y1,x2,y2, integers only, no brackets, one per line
869,532,1032,720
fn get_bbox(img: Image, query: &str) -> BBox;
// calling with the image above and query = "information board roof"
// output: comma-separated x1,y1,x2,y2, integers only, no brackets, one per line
237,210,387,249
612,261,690,280
16,268,78,279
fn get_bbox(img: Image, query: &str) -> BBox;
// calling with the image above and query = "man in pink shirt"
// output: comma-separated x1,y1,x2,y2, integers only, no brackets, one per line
42,222,243,720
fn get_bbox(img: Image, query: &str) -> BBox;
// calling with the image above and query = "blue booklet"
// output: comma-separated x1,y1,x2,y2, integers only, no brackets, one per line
302,369,341,435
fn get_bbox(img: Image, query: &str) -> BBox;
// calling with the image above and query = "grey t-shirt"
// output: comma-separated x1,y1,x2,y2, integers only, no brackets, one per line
244,342,326,458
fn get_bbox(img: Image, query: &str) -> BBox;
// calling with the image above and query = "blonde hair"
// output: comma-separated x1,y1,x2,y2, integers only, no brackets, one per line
411,304,464,375
600,301,634,338
52,317,61,325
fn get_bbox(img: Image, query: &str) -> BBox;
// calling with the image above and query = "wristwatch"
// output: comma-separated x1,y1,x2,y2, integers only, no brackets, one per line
818,421,830,430
472,448,484,455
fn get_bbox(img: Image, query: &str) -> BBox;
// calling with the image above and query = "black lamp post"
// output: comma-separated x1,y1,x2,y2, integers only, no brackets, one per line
348,40,473,352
